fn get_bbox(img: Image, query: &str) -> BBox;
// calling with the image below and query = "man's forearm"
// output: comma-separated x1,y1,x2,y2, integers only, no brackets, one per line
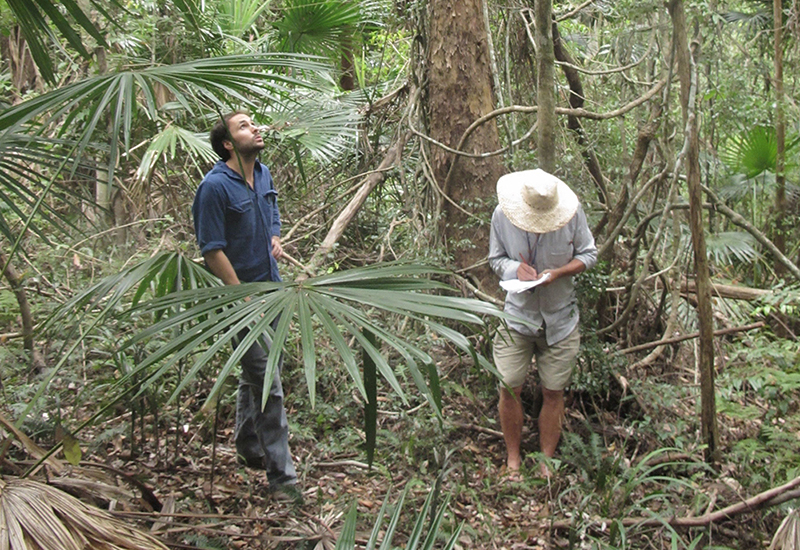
204,249,240,285
554,258,586,279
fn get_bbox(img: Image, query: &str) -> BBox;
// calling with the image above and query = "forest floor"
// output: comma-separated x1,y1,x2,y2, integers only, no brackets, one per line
2,341,786,549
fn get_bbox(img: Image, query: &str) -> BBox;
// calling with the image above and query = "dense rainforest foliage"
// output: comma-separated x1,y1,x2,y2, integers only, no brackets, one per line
1,0,799,548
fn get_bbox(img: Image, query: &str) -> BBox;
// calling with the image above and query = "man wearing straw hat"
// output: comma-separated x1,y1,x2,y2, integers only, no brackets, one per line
489,169,597,478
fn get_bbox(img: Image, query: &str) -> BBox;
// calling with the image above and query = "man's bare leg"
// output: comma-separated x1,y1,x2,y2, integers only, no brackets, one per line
538,387,565,477
499,386,524,470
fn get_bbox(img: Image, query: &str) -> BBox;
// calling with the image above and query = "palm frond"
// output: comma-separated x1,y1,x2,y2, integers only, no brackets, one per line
171,0,218,50
706,231,760,265
719,126,778,179
40,255,511,460
215,0,273,38
273,0,386,56
720,9,772,33
0,53,332,184
0,132,98,243
3,0,111,84
134,124,218,185
0,477,168,550
263,92,361,162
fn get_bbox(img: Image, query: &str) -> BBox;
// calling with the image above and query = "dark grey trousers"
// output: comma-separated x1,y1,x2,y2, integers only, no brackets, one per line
233,335,297,486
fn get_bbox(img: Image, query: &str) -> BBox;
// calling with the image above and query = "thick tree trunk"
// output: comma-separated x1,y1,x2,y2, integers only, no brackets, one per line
668,0,720,463
426,0,505,285
535,0,556,173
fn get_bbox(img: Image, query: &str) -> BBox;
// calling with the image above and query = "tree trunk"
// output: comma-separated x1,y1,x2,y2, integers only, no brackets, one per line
668,0,720,463
0,251,44,371
535,0,556,173
773,0,786,270
0,26,40,100
426,0,505,285
339,36,356,91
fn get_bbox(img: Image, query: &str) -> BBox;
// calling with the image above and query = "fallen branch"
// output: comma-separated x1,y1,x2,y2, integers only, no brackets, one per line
621,322,764,354
0,411,65,474
451,421,503,439
683,280,771,301
552,475,800,530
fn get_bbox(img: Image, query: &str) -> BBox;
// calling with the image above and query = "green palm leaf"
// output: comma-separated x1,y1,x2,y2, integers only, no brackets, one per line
4,0,113,84
134,124,218,185
720,126,778,179
40,255,512,460
706,231,760,265
0,54,332,181
216,0,274,38
0,132,93,243
274,0,364,56
263,92,360,162
273,0,386,56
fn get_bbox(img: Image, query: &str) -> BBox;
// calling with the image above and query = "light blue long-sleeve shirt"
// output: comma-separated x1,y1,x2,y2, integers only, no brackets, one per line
488,204,597,345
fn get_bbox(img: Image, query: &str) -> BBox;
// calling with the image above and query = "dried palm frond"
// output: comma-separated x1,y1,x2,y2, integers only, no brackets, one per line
0,477,168,550
770,509,800,550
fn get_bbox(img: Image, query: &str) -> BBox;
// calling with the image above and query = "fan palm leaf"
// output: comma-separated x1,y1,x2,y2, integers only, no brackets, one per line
0,132,94,244
0,477,168,550
37,254,510,460
264,92,361,163
720,125,778,179
215,0,274,38
0,53,330,178
117,260,502,413
706,231,760,265
273,0,385,56
133,123,217,186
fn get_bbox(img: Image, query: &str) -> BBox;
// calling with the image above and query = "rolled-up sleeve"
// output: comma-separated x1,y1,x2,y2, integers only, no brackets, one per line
192,181,227,255
572,206,597,270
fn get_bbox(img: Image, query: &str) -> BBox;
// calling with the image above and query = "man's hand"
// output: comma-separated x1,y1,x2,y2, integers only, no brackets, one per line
271,236,283,260
537,269,557,286
517,261,539,281
538,259,587,287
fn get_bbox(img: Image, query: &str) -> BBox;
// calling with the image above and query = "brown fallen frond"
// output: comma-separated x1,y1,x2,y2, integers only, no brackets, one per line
0,477,168,550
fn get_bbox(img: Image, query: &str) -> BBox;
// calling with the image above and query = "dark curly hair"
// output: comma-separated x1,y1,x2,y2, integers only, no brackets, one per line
210,110,248,161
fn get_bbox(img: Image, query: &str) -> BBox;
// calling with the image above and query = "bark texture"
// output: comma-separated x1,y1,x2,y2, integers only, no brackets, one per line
535,0,556,173
426,0,505,284
668,0,720,463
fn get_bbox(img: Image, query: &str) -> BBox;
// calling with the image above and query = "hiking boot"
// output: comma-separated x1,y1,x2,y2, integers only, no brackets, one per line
237,454,266,470
268,482,305,506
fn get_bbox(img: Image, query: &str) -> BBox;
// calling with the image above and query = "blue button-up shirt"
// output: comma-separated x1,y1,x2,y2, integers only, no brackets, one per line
489,205,597,345
192,160,282,283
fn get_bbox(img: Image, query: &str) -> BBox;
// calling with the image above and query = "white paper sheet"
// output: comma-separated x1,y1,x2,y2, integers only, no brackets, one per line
499,273,551,293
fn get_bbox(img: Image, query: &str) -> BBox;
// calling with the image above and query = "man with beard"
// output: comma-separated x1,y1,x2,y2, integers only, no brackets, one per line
192,111,299,501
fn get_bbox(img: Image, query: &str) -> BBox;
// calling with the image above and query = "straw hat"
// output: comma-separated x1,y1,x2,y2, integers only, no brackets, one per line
496,169,579,233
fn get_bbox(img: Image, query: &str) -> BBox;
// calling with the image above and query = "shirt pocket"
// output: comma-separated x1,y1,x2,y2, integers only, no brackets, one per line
546,243,573,268
226,198,255,238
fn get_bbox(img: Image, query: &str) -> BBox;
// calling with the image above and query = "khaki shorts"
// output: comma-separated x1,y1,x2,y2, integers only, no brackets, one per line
492,325,580,390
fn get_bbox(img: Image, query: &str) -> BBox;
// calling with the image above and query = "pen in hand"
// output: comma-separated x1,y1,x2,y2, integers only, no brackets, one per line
517,253,539,281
